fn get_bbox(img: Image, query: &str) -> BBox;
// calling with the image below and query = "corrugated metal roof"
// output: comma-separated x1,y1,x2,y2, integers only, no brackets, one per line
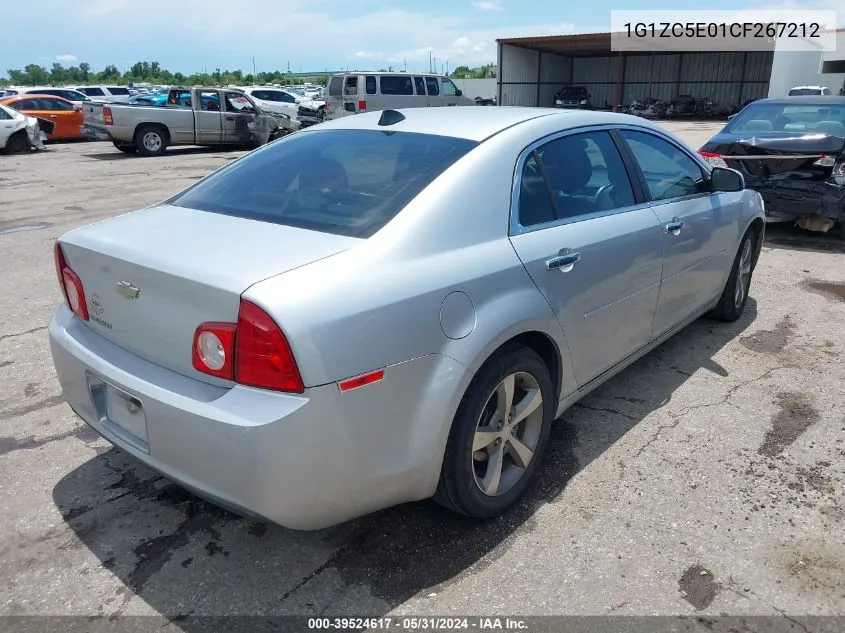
498,33,613,56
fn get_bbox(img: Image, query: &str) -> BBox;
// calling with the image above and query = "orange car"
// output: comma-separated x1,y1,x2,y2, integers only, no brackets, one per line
0,94,85,141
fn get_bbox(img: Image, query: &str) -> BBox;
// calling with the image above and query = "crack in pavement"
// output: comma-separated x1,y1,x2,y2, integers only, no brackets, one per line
774,609,811,633
633,367,781,458
0,325,48,342
572,402,639,422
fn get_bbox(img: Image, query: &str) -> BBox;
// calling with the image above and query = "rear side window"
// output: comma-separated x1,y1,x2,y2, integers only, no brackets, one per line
344,77,358,96
108,87,130,95
44,98,74,111
365,76,377,95
425,77,440,96
380,76,413,96
81,87,105,96
169,130,477,238
414,77,425,95
328,77,343,96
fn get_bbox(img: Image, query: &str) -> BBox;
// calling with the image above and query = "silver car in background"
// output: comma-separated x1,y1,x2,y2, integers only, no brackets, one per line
49,107,765,529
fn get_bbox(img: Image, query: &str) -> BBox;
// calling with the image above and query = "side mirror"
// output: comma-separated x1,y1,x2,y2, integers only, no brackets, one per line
711,166,744,192
456,89,463,96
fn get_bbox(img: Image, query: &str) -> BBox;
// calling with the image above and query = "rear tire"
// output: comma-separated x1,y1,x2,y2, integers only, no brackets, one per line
434,344,554,519
710,228,757,322
134,125,168,157
6,131,31,154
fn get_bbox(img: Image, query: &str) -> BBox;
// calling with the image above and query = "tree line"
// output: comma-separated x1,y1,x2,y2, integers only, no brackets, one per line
2,61,331,87
3,60,497,88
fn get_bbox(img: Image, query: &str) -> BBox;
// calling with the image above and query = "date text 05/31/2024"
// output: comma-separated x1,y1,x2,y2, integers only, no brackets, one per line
307,617,530,630
622,22,821,39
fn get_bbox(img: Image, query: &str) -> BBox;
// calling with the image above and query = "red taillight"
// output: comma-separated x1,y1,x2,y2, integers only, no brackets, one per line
699,151,728,168
358,100,367,112
191,299,304,393
235,300,304,393
54,242,89,321
103,105,113,125
192,323,236,380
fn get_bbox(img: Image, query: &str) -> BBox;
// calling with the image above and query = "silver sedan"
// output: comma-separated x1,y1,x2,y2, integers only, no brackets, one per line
49,106,765,529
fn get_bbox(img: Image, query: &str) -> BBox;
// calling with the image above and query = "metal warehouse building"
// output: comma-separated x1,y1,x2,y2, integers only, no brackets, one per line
495,32,776,111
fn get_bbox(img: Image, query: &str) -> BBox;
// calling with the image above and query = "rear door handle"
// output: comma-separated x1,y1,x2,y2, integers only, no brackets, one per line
225,116,235,121
546,251,581,271
665,220,685,234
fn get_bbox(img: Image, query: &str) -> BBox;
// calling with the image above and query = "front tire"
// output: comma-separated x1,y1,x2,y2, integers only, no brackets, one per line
434,344,554,519
710,228,757,322
6,131,31,154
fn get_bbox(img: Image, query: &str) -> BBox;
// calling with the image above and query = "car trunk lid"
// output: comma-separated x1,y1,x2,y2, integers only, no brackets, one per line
702,132,845,182
58,204,359,384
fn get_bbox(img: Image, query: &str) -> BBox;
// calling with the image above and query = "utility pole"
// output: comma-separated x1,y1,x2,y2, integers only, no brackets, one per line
252,57,256,77
429,50,432,73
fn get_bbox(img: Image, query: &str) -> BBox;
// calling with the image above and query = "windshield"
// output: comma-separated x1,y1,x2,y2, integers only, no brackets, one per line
557,87,587,98
788,88,822,96
724,102,845,137
169,129,477,238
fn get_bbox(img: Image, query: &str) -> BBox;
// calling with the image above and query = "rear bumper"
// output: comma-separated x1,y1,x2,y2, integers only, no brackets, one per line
83,124,111,141
750,181,845,222
49,306,465,529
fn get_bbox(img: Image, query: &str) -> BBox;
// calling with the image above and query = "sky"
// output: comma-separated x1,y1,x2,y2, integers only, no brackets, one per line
1,0,841,77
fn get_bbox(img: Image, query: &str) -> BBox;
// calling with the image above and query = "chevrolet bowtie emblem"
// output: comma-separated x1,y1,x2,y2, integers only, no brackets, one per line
116,281,140,300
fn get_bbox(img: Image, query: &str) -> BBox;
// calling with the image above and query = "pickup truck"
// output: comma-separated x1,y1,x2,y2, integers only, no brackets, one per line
83,87,300,156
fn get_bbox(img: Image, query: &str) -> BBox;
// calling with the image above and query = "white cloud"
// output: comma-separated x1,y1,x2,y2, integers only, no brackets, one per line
472,0,503,10
55,54,77,63
3,0,586,73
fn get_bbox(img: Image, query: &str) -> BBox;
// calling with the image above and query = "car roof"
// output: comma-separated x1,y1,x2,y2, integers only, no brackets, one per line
311,106,643,142
750,96,845,105
2,93,74,103
790,86,828,89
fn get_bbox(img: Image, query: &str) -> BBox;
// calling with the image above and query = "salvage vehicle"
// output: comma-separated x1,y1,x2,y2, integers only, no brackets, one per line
553,85,592,109
83,87,299,156
788,86,833,96
699,96,845,236
73,85,133,103
49,107,764,529
325,72,475,119
1,94,85,141
0,103,51,153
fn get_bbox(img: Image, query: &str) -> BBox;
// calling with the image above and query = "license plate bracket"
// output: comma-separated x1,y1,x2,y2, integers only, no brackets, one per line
86,372,150,454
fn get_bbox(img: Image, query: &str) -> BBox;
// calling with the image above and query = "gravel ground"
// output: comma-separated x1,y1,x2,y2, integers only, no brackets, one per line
0,122,843,627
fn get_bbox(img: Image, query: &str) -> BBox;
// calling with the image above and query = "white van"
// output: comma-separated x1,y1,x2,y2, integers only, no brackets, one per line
325,72,475,119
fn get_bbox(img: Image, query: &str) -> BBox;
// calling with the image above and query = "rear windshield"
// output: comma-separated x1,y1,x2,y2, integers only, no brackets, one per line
169,129,478,238
788,88,822,96
725,102,845,137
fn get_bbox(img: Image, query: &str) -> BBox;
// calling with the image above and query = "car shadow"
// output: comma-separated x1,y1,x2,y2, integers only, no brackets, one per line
52,299,757,621
763,223,845,254
81,146,244,161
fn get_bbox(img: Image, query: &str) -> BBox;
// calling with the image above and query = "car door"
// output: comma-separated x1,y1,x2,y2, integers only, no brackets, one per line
193,91,223,145
508,128,664,388
377,75,417,110
616,128,737,337
440,77,462,106
0,105,15,146
221,91,258,144
425,76,444,107
40,97,81,138
413,76,432,107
